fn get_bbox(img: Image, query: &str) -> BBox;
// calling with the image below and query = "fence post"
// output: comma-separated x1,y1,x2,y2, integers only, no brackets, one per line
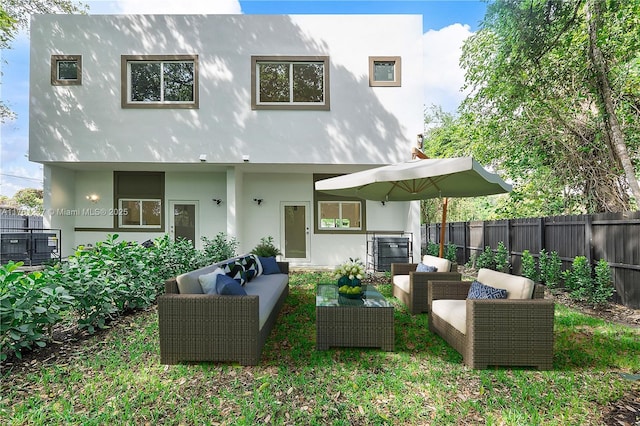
584,214,593,265
538,217,545,257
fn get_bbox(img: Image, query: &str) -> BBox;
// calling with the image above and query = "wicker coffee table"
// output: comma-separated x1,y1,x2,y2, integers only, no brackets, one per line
316,283,394,351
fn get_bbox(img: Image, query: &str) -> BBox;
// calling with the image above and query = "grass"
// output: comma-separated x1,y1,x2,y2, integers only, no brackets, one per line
1,271,639,425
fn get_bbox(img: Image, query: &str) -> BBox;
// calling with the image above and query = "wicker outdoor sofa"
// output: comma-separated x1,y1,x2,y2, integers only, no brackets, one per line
428,268,555,370
391,255,461,314
158,255,289,366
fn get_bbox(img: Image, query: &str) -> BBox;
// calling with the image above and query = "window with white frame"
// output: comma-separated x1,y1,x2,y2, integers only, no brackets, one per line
121,55,198,108
114,171,164,230
319,201,362,230
118,199,162,228
369,56,401,87
51,55,82,86
251,56,330,110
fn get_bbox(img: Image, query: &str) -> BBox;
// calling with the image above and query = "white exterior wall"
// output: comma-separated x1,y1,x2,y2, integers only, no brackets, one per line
31,14,424,265
29,14,423,166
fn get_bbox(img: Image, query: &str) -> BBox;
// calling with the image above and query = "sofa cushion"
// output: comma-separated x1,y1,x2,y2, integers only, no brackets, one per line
416,262,437,272
176,263,221,294
392,274,411,293
244,273,289,329
467,280,507,299
477,268,535,299
223,260,247,286
422,255,451,272
217,274,247,295
198,267,225,294
259,256,281,275
431,299,467,334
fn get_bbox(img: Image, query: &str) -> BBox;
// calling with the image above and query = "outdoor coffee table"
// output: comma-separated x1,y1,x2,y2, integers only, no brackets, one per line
316,283,394,351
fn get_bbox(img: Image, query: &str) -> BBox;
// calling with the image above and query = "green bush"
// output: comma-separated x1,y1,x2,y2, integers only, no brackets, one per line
424,241,439,257
444,243,457,263
475,246,495,270
0,262,73,361
592,259,614,308
200,233,238,264
251,236,283,257
539,249,562,288
521,249,538,282
495,241,510,273
563,256,614,308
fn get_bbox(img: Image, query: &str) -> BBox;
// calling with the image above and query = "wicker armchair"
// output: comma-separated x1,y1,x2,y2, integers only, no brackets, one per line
428,269,554,370
391,255,461,314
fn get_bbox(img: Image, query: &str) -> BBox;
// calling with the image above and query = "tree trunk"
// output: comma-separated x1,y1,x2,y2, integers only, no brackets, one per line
586,0,640,210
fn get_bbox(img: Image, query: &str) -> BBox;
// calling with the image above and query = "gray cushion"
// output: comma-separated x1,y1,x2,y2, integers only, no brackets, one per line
244,273,289,329
176,264,221,294
198,267,225,294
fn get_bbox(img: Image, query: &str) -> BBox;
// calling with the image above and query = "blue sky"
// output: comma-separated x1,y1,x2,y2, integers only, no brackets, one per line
0,0,487,197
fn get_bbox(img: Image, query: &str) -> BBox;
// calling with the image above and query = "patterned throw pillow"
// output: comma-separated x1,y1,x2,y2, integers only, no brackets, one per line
223,260,247,286
242,255,260,281
416,263,437,272
467,280,508,299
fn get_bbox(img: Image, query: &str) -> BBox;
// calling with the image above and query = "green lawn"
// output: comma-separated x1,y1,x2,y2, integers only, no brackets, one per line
2,271,638,425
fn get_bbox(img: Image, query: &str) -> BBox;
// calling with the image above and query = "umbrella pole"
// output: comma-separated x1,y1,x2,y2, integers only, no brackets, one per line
439,197,448,258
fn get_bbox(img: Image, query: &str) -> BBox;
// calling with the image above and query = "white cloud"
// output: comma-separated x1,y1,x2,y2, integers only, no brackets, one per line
110,0,242,14
423,23,473,113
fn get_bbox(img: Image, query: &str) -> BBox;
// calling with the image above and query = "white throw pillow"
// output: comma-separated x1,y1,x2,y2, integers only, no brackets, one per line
198,267,225,294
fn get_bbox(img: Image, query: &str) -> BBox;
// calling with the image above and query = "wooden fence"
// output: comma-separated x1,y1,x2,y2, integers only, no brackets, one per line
424,212,640,309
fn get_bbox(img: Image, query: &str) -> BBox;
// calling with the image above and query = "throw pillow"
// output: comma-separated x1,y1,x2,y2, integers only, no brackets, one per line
242,255,260,281
198,267,225,294
416,263,437,272
216,274,247,295
259,256,281,275
223,260,247,286
467,280,508,299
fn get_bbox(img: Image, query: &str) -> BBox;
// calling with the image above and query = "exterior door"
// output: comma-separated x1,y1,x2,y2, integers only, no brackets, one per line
281,202,310,261
169,201,198,247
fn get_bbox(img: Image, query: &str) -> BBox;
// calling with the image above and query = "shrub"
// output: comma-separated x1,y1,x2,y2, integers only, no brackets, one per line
425,241,439,257
521,250,538,282
495,241,510,273
592,259,614,308
200,233,238,264
563,256,614,308
444,243,457,263
539,249,562,288
251,236,283,257
476,246,495,270
0,262,73,361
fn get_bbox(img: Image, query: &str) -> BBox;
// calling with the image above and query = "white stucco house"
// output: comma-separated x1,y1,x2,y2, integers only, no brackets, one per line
29,14,423,268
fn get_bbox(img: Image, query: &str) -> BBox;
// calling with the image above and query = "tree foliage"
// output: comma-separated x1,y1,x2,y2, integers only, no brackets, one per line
451,0,640,214
1,0,86,122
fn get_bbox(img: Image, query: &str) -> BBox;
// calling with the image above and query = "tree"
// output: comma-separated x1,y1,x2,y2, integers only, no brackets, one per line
460,0,640,212
1,0,86,122
13,188,43,210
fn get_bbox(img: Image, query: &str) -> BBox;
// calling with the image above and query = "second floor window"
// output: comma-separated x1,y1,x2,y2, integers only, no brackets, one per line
251,56,330,110
121,55,199,109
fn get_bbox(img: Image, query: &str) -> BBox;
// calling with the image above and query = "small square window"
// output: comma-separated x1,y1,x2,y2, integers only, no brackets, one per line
51,55,82,86
369,56,401,87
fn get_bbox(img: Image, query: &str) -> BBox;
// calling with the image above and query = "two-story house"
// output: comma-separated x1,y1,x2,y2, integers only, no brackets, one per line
29,14,423,267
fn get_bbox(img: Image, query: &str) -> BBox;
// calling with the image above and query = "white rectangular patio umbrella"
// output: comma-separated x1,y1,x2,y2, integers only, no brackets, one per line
315,157,511,257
